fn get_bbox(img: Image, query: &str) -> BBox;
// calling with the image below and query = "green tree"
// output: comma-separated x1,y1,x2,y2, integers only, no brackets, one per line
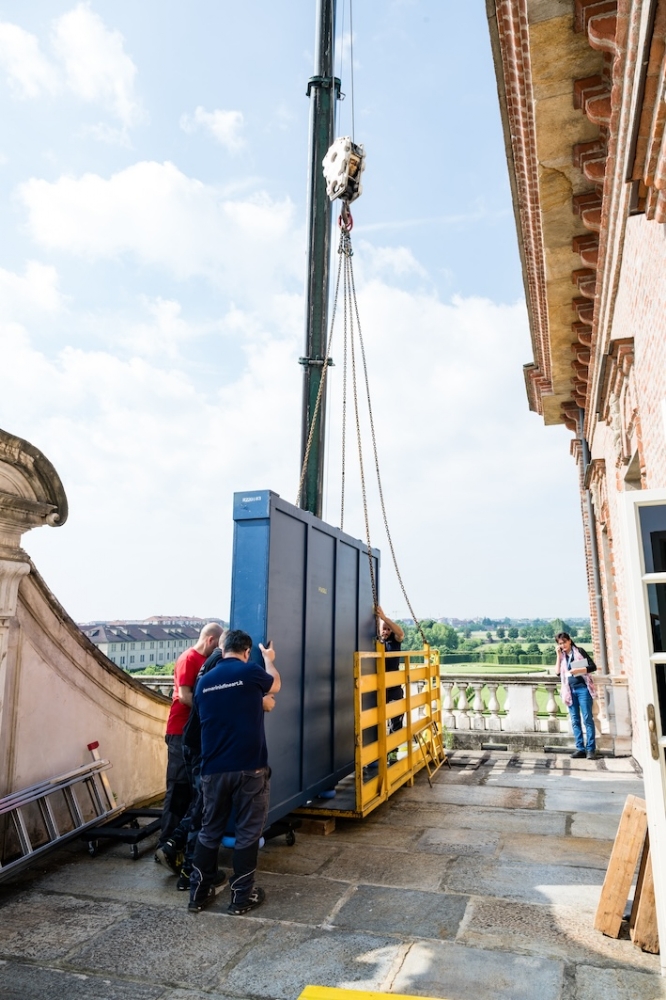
485,632,493,642
507,627,519,639
496,627,506,639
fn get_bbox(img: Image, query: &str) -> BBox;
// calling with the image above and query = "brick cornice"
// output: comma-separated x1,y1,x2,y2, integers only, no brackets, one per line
491,0,551,413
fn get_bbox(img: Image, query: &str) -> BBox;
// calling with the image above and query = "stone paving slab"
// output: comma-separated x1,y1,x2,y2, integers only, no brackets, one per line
0,962,165,1000
236,871,351,925
544,786,630,814
259,835,343,875
318,844,452,890
414,826,501,857
0,892,129,962
382,801,568,836
29,854,186,908
0,751,655,1000
392,938,564,1000
570,811,623,840
160,992,239,1000
331,884,469,940
458,897,661,972
329,821,422,851
497,832,612,869
220,926,403,998
67,905,267,991
398,782,540,810
485,771,643,793
442,858,605,911
575,965,666,998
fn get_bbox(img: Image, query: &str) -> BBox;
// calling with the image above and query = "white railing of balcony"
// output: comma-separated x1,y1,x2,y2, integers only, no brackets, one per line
439,673,621,738
137,675,174,699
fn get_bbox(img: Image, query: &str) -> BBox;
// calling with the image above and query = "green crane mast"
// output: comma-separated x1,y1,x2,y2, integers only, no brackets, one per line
299,0,339,518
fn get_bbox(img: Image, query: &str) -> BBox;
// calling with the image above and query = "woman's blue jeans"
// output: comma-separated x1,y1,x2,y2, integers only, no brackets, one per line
568,684,595,752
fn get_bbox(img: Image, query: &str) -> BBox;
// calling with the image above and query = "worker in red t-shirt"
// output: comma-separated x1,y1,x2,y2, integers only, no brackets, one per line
156,623,223,852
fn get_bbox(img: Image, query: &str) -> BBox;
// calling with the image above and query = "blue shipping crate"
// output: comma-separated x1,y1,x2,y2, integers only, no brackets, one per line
230,490,379,825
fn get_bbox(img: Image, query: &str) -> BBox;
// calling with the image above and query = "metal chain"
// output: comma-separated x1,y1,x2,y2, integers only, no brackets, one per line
340,243,350,531
347,249,427,646
297,214,424,645
295,227,348,508
346,249,377,610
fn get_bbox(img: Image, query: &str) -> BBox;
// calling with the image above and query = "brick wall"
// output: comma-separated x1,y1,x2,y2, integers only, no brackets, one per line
586,215,666,752
613,216,666,487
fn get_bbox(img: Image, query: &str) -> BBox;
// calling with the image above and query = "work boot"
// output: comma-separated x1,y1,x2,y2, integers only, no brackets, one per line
188,842,224,912
228,885,265,915
188,867,226,911
570,749,586,759
154,838,183,876
176,866,192,891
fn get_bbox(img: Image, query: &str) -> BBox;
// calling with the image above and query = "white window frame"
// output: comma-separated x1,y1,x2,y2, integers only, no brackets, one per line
621,488,666,974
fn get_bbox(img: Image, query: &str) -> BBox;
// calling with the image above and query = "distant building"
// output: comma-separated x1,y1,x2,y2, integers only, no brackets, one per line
79,617,226,670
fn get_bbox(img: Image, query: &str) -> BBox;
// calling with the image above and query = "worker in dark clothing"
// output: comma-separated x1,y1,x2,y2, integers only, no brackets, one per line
188,629,280,915
168,641,275,890
377,605,405,764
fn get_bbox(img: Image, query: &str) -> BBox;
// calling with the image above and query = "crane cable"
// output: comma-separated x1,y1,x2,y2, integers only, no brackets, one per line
296,210,427,647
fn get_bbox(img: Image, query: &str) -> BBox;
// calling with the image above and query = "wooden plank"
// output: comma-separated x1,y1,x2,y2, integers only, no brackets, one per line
629,833,650,933
298,817,336,836
631,841,660,954
594,795,647,938
299,987,449,1000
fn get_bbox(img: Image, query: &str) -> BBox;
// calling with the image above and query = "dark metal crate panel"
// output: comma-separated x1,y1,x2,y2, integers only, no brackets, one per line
230,490,379,826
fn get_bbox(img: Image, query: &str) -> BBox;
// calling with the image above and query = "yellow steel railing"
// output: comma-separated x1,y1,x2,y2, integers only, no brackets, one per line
353,643,445,817
296,644,446,821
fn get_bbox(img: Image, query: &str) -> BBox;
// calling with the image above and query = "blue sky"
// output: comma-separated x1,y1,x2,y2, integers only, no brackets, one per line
0,1,589,622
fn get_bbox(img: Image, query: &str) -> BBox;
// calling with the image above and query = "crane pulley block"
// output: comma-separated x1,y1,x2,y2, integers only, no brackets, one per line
322,136,366,204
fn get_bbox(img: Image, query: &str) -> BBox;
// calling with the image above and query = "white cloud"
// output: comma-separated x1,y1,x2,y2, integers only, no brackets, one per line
180,106,245,152
0,5,143,133
360,242,428,278
18,160,301,290
1,252,587,621
0,260,63,315
0,22,59,98
52,3,144,127
82,122,132,147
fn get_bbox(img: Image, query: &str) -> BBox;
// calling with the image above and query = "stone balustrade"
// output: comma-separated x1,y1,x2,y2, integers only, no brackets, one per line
135,670,634,756
138,675,174,699
440,672,632,755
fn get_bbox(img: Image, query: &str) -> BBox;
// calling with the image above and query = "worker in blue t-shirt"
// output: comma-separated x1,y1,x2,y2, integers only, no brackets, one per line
188,629,281,916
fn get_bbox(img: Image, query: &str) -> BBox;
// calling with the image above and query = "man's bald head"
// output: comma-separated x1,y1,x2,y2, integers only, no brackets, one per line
200,622,223,642
196,622,224,657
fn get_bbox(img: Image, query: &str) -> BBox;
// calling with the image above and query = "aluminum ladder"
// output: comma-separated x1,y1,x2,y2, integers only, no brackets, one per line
0,742,123,883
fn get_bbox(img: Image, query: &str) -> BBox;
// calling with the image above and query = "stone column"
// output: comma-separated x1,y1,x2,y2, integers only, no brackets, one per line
0,429,68,796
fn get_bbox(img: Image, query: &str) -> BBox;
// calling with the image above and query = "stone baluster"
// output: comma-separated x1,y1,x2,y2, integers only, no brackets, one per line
441,681,456,730
486,683,502,732
594,681,609,735
544,681,560,733
471,682,486,731
504,682,538,733
454,681,471,730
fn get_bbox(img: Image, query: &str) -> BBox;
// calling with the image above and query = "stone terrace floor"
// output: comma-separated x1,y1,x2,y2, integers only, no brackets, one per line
1,751,665,1000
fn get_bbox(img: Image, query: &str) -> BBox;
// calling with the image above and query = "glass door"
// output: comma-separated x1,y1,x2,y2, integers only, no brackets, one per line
622,491,666,973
